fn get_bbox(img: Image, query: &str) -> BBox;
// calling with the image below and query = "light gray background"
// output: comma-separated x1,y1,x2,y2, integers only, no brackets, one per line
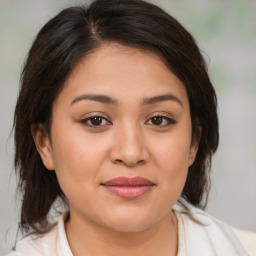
1,0,256,254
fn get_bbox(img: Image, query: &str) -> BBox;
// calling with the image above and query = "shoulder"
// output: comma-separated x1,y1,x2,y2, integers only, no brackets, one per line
5,212,72,256
173,198,256,256
5,225,58,256
232,227,256,255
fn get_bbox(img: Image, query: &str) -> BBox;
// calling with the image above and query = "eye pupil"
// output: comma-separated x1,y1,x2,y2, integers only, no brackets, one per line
152,116,162,125
91,116,102,126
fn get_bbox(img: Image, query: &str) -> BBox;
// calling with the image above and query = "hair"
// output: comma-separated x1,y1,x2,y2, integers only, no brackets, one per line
14,0,218,234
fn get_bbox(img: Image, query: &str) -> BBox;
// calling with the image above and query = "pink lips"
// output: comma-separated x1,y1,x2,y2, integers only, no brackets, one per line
102,176,155,199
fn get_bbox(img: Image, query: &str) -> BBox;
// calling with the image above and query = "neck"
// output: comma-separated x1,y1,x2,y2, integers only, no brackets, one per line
65,210,178,256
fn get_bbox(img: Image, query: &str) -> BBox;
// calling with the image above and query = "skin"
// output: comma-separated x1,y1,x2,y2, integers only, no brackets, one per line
32,43,199,256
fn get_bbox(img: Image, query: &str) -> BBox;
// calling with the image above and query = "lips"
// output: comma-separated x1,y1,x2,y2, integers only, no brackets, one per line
101,176,155,199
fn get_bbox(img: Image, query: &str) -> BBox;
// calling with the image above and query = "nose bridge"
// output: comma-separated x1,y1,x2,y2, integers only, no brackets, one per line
110,119,148,166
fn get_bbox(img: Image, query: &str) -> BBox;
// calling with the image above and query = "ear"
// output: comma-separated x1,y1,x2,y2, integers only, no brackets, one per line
189,126,202,167
31,124,54,170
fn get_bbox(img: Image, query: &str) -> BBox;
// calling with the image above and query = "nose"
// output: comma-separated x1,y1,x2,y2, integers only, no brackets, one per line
109,123,149,167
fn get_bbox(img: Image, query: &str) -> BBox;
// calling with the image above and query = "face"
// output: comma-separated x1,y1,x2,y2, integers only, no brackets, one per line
33,43,198,232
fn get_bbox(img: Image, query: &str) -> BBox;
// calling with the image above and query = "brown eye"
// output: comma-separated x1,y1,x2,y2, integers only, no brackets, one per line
151,116,163,125
81,115,111,128
91,116,103,126
147,115,176,127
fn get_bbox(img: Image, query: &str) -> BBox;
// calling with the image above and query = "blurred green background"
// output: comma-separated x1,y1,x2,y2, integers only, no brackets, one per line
1,0,255,253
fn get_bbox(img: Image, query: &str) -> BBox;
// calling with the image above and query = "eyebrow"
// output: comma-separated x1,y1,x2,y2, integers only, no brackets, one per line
70,93,183,108
71,94,119,106
141,94,183,108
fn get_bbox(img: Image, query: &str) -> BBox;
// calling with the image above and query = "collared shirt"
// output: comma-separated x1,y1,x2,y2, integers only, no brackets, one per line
6,199,256,256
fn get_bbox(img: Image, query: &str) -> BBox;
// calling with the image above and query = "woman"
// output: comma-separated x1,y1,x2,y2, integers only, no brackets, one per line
6,0,256,255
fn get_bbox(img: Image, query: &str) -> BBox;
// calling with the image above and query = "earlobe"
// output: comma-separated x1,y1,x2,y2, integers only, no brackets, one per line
189,126,201,167
31,124,54,170
189,144,198,167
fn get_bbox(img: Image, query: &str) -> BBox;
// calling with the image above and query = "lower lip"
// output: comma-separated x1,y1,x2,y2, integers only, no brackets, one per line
102,185,154,199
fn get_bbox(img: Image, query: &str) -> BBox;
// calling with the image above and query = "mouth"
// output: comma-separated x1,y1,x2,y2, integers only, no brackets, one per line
101,176,155,199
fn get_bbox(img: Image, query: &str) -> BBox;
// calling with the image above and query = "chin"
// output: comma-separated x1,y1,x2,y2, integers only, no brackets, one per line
106,220,153,233
100,211,159,233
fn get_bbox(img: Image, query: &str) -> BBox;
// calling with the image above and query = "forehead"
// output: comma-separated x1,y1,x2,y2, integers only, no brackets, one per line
58,43,189,107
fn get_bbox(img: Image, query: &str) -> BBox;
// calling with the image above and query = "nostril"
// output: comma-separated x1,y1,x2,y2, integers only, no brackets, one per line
137,160,145,165
114,159,145,167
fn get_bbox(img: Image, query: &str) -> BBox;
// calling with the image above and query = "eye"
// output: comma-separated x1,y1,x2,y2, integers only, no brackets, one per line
146,115,176,127
80,115,111,128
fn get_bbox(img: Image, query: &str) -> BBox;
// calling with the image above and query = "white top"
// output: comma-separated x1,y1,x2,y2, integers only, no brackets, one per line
5,199,256,256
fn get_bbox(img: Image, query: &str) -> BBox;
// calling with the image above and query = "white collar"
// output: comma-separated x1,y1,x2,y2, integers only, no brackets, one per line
173,198,249,255
56,212,73,256
13,199,247,256
55,210,186,256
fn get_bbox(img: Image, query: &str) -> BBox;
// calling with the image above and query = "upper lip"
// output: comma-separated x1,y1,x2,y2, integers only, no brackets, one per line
102,176,155,186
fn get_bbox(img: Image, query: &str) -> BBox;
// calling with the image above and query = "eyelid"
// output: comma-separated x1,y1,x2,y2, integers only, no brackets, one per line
81,112,111,120
79,112,176,129
80,113,112,128
145,113,177,126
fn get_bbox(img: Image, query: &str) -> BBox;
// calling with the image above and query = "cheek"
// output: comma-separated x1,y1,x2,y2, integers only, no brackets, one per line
156,143,190,188
50,123,108,199
151,125,192,191
153,152,189,212
153,128,192,171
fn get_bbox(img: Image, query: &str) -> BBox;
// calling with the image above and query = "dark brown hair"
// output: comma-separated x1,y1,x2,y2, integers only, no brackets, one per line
14,0,218,233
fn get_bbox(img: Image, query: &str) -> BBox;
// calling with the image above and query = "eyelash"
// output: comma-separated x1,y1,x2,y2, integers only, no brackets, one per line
146,115,176,126
80,114,176,129
80,115,111,129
